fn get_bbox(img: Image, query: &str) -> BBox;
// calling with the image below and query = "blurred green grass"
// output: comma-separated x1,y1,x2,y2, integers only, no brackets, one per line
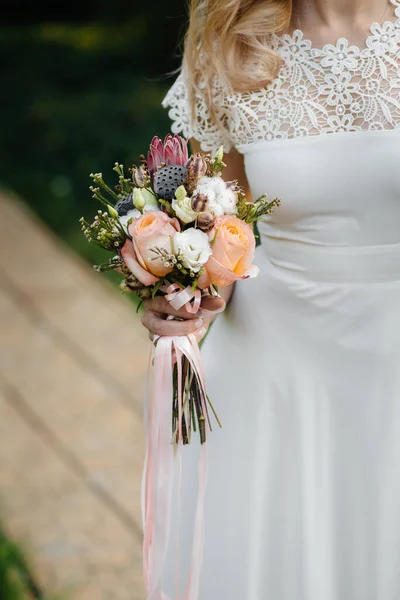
0,22,180,273
0,525,68,599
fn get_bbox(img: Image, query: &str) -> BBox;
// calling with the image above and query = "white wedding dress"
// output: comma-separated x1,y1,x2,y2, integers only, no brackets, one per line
160,2,400,598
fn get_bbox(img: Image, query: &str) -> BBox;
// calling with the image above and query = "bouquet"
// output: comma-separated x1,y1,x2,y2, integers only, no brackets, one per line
80,134,280,599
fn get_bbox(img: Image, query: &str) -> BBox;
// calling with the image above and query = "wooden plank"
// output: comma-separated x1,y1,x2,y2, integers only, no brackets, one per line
0,392,145,599
0,193,149,410
0,284,145,531
0,194,151,597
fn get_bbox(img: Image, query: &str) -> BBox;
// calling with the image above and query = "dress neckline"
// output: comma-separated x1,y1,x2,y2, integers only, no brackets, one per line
272,0,400,55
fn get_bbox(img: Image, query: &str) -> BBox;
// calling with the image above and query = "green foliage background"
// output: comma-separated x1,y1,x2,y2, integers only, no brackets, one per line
0,6,187,270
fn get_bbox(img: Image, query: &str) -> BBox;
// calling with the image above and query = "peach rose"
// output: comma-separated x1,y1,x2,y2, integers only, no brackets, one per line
121,211,180,286
198,216,259,288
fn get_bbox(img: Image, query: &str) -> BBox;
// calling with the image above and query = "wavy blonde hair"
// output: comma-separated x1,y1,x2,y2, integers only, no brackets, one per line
182,0,293,131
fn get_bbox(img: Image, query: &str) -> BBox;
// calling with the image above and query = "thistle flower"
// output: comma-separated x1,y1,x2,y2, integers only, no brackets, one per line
146,134,189,177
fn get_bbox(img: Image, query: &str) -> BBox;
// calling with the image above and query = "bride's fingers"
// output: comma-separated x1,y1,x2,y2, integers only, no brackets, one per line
193,325,208,343
199,295,226,318
142,310,204,337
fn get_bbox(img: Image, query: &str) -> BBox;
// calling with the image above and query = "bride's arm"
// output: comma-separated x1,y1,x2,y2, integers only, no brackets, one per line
140,139,250,340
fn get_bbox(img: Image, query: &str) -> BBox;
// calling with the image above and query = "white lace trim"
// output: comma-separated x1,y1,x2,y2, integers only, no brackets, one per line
162,0,400,152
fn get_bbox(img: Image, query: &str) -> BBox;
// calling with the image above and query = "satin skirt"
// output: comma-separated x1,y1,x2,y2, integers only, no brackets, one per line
164,239,400,600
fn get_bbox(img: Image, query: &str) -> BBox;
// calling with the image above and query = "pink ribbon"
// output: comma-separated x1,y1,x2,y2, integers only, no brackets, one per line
163,283,202,314
141,326,209,600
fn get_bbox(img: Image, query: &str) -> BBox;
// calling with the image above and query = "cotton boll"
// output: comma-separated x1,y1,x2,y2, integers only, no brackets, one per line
194,175,238,216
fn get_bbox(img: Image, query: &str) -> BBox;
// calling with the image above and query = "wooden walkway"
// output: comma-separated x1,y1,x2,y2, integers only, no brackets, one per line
0,193,149,599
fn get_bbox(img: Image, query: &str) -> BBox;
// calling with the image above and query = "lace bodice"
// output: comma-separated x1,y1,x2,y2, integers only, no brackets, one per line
162,0,400,153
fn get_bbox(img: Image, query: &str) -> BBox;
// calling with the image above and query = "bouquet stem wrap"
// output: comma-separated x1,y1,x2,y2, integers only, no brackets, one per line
141,286,208,600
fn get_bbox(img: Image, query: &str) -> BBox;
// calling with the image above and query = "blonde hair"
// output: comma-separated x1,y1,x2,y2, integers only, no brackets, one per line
182,0,293,130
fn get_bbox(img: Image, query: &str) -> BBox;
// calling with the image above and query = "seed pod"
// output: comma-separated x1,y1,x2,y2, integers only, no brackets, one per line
197,211,215,232
133,165,149,188
191,193,208,213
120,280,134,294
137,287,152,300
115,192,133,216
126,274,145,290
185,153,208,193
225,179,240,193
153,164,187,200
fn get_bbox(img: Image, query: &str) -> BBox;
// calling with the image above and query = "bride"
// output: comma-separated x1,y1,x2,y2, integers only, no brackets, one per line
141,0,400,598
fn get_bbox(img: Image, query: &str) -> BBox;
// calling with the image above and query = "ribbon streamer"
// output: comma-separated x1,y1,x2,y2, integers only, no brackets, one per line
141,329,208,600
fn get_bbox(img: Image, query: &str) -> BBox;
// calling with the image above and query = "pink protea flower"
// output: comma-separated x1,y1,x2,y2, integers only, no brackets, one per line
147,134,189,177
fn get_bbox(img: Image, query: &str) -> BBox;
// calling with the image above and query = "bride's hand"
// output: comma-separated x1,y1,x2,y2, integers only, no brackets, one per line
141,295,226,342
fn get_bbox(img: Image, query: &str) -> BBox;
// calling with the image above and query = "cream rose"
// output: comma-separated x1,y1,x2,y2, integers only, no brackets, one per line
198,216,259,288
121,211,180,285
171,195,197,224
173,228,212,273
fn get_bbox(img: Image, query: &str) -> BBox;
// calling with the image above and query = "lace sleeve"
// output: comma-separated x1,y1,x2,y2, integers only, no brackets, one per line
161,70,233,154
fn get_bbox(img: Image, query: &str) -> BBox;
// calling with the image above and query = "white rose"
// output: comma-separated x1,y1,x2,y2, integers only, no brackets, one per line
119,208,141,230
195,175,237,216
119,203,158,231
173,228,212,273
172,196,197,224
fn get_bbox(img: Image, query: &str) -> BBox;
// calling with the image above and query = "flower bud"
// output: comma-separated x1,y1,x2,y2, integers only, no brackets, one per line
133,165,148,188
197,211,215,232
175,185,187,202
133,188,145,210
185,153,208,193
125,274,145,290
191,193,208,213
225,180,239,193
188,154,207,178
137,287,152,300
120,280,134,294
107,205,119,219
214,145,224,163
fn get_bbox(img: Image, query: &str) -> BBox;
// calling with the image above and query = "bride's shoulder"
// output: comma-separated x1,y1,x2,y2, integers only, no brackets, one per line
161,65,235,154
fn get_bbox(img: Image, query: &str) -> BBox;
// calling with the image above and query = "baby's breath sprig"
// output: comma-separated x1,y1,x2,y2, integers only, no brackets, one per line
79,210,127,252
208,145,226,175
149,247,195,288
93,255,124,273
113,163,134,196
90,172,121,203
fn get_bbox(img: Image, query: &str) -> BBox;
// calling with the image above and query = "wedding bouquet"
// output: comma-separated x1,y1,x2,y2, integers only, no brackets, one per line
80,134,280,599
81,134,280,444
